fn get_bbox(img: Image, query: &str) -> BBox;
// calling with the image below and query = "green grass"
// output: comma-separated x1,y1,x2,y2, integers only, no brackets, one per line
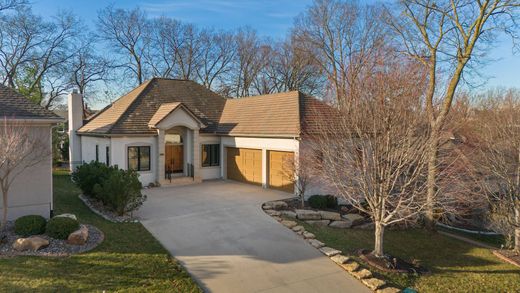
436,226,507,248
0,171,201,292
300,221,520,293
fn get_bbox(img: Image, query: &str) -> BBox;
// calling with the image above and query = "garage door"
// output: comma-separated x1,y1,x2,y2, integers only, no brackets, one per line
268,151,295,193
227,147,262,185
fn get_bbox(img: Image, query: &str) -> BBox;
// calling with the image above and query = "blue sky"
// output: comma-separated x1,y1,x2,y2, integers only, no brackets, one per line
33,0,519,90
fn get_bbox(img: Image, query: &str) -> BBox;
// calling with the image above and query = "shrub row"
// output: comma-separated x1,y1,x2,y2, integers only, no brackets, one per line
72,161,146,216
308,194,338,209
14,215,79,239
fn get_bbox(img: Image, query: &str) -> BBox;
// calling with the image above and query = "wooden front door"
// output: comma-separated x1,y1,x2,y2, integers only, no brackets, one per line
165,144,183,173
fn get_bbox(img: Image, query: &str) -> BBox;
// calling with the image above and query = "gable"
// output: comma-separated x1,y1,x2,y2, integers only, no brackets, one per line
149,103,204,130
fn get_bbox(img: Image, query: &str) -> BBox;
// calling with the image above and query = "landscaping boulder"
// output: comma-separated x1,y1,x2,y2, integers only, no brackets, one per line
319,246,341,257
265,210,281,216
280,210,297,219
13,236,49,251
262,203,273,210
295,209,321,220
351,268,372,279
281,220,297,229
308,239,325,248
305,220,330,227
329,220,352,229
67,225,89,245
0,232,7,244
342,261,360,272
270,201,288,210
342,213,365,226
292,225,305,232
55,213,78,221
376,287,402,293
272,216,282,222
330,254,350,265
362,278,386,290
302,231,315,239
318,211,341,221
356,222,375,230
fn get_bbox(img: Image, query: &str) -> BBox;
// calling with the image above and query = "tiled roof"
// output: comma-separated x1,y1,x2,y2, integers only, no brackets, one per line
217,91,301,137
0,84,61,120
78,78,333,138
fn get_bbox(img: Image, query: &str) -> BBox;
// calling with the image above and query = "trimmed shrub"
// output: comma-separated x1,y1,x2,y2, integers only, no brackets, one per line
14,215,47,236
46,217,80,239
308,194,338,209
72,161,117,198
93,168,145,216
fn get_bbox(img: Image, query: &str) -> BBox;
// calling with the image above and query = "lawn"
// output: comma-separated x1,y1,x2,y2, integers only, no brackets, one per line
0,171,201,292
300,221,520,292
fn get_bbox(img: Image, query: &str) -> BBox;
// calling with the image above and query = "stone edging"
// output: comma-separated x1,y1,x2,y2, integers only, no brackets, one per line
262,200,401,293
78,194,139,223
492,250,520,268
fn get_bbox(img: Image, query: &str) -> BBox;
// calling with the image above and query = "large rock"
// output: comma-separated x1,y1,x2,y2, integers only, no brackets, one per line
319,211,341,221
67,225,89,245
351,268,372,279
281,220,297,228
13,236,49,251
342,261,360,272
305,220,330,227
376,287,402,293
330,254,350,265
356,222,375,230
55,213,77,221
265,210,281,216
302,231,315,239
329,220,352,229
362,278,386,290
295,209,321,220
319,246,342,257
308,239,325,248
292,225,305,233
280,210,297,219
342,213,365,226
270,201,288,210
262,203,273,210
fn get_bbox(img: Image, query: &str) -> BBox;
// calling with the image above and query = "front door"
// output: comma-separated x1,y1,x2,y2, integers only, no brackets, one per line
165,144,183,176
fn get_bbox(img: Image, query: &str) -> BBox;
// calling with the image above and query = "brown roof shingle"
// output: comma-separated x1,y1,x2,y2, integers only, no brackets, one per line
0,84,61,120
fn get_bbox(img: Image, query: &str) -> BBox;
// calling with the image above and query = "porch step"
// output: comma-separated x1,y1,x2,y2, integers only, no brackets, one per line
160,176,200,187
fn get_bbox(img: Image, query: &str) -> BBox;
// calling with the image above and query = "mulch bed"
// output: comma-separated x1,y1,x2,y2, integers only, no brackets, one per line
0,222,104,257
358,249,430,275
492,250,520,268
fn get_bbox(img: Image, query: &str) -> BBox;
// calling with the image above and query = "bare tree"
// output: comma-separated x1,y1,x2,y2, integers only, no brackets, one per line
0,0,25,12
97,6,150,85
475,89,520,252
196,30,237,90
309,56,430,257
292,0,387,107
392,0,520,229
0,118,50,230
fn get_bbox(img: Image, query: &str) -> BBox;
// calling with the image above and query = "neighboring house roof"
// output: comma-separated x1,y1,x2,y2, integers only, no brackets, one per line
78,78,332,138
0,84,61,121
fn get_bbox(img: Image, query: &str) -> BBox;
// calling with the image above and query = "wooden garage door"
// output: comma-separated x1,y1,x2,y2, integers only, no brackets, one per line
227,147,262,185
268,151,294,193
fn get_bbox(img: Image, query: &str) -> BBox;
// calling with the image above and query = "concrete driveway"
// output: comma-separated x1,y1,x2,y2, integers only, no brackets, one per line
137,180,369,293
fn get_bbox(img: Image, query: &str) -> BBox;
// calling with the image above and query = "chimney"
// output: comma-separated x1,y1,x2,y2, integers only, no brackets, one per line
68,90,83,171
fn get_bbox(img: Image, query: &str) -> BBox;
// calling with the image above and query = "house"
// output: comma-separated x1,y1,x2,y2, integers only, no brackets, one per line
68,78,329,194
0,85,62,220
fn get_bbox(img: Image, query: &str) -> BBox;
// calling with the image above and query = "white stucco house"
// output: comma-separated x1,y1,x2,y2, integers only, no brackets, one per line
0,85,62,220
69,78,331,194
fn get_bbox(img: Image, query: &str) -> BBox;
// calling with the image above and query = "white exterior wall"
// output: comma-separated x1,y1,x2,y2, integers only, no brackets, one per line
221,136,299,193
1,125,53,220
110,136,157,186
81,136,110,164
199,135,222,180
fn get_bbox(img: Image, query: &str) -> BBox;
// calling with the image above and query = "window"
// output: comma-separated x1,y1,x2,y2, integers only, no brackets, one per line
128,146,151,171
202,144,220,167
95,145,99,162
106,146,110,165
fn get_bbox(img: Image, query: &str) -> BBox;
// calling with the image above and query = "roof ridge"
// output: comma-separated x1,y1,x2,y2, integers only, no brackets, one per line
230,90,301,100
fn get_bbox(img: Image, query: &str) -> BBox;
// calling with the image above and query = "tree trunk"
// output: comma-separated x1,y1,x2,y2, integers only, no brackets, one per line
425,131,440,230
515,207,520,253
1,192,7,231
374,222,384,257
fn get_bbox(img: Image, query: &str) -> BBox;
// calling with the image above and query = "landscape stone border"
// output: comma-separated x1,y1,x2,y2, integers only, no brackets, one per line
262,200,401,293
0,224,104,257
492,250,520,268
79,194,139,223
